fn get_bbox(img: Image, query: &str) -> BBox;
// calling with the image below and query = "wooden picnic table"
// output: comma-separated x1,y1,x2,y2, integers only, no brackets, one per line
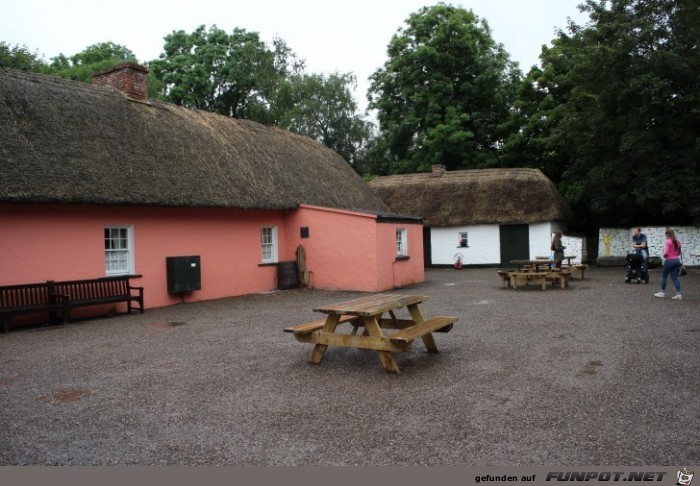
535,255,577,266
285,294,458,374
511,259,554,272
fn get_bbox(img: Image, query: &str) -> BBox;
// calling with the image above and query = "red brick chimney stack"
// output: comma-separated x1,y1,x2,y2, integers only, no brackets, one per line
430,164,446,177
92,63,149,102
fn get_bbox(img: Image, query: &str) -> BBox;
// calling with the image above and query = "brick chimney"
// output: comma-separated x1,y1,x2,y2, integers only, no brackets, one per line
430,164,446,177
92,63,149,102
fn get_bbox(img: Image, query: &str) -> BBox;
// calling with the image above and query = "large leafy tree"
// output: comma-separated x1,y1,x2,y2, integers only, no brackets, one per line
367,3,521,174
149,25,301,124
276,73,372,164
509,0,700,225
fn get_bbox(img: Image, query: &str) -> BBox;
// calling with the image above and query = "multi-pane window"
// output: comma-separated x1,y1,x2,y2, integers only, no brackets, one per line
105,226,133,275
261,226,278,263
396,228,408,257
459,232,469,247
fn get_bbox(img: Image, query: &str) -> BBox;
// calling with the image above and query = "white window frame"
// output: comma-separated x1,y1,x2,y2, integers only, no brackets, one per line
261,226,279,264
396,228,408,257
104,225,135,276
458,232,469,247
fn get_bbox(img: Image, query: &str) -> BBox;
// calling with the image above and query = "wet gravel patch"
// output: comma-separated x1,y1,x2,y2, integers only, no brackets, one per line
0,267,698,465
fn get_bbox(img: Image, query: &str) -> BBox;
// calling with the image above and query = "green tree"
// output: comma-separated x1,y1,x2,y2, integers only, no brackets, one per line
276,73,372,164
512,0,700,225
149,25,301,124
47,42,137,82
46,41,163,99
367,3,521,174
0,42,48,71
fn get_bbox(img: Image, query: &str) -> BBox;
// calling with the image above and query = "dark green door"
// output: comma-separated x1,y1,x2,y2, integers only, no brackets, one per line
423,227,432,267
499,224,530,267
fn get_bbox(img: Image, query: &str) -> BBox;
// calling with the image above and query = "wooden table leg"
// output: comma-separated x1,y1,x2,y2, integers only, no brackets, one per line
407,304,438,353
362,316,399,374
309,314,340,365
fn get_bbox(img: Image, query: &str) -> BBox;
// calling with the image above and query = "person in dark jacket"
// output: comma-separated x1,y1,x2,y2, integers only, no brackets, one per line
551,231,566,269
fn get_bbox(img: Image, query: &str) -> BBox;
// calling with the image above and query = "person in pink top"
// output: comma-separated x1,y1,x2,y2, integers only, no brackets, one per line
654,229,682,300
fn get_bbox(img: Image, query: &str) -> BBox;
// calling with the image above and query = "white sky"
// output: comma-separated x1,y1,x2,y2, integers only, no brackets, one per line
1,0,589,112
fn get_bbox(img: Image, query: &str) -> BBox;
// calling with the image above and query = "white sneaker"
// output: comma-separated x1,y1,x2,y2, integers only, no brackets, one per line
654,292,665,298
672,294,683,300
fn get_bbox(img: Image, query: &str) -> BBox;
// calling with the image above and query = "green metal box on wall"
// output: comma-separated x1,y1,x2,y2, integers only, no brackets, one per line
166,256,201,293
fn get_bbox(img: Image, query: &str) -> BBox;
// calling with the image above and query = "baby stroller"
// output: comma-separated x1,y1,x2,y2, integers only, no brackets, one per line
625,252,649,284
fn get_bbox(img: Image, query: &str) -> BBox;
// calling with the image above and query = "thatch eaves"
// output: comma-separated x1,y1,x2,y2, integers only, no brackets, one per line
369,168,574,227
0,68,387,213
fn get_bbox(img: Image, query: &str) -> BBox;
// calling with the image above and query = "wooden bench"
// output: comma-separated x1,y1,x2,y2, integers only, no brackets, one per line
54,276,144,322
497,269,516,288
388,316,457,344
0,281,68,333
571,264,589,280
284,315,358,334
509,272,547,290
545,270,572,289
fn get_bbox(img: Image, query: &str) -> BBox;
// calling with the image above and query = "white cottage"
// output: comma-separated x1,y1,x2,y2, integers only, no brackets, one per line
370,166,575,267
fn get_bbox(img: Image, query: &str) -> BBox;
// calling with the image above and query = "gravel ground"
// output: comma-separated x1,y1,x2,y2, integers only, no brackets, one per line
0,267,698,465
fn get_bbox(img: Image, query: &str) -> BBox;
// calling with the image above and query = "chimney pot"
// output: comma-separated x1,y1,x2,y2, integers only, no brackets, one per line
91,62,149,102
430,164,446,177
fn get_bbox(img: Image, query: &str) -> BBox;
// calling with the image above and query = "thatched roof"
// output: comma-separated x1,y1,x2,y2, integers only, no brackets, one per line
0,68,386,212
369,168,574,227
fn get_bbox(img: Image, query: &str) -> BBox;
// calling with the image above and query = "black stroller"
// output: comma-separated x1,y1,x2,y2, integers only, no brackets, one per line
625,251,649,284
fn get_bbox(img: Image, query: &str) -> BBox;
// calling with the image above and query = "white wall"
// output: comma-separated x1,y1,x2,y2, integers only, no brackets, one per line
431,225,501,265
431,222,574,265
599,226,700,266
529,222,553,260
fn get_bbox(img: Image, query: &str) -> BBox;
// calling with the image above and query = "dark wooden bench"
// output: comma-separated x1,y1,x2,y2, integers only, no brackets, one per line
54,276,144,322
0,281,68,333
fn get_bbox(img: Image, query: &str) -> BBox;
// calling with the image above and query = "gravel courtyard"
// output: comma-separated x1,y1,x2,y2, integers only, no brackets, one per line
1,267,698,465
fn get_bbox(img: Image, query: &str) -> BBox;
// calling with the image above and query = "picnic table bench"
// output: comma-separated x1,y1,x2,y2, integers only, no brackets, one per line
0,276,144,333
285,294,458,374
506,260,572,290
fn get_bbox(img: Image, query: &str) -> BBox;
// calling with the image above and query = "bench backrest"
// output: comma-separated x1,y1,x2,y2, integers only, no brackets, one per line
54,277,130,300
0,282,52,308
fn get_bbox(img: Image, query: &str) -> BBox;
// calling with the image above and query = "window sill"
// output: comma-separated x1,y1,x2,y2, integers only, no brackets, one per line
395,255,410,262
258,262,279,267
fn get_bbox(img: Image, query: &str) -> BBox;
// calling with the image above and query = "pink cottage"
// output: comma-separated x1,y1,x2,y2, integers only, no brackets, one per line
0,64,423,329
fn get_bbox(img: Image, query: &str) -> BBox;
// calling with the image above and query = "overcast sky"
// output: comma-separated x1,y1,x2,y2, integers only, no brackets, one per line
1,0,589,112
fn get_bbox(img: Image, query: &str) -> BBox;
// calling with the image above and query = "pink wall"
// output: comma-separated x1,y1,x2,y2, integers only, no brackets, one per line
375,223,425,290
283,206,379,292
1,203,425,328
284,206,424,292
0,204,288,310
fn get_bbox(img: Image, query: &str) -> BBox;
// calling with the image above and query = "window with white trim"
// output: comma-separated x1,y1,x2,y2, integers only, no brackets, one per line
458,232,469,247
261,226,278,263
105,226,134,275
396,228,408,257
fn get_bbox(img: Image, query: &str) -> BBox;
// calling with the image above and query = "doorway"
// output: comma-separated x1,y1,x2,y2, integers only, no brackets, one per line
499,224,530,267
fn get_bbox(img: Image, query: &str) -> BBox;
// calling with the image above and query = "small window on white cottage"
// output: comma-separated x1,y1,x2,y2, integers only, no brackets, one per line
261,226,278,264
105,226,134,275
458,232,469,247
396,228,408,257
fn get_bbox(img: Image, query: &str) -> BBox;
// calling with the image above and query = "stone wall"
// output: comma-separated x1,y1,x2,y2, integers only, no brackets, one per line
598,227,700,266
561,235,586,264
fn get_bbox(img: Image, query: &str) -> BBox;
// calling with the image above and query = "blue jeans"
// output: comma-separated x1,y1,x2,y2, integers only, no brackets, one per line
660,258,681,293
